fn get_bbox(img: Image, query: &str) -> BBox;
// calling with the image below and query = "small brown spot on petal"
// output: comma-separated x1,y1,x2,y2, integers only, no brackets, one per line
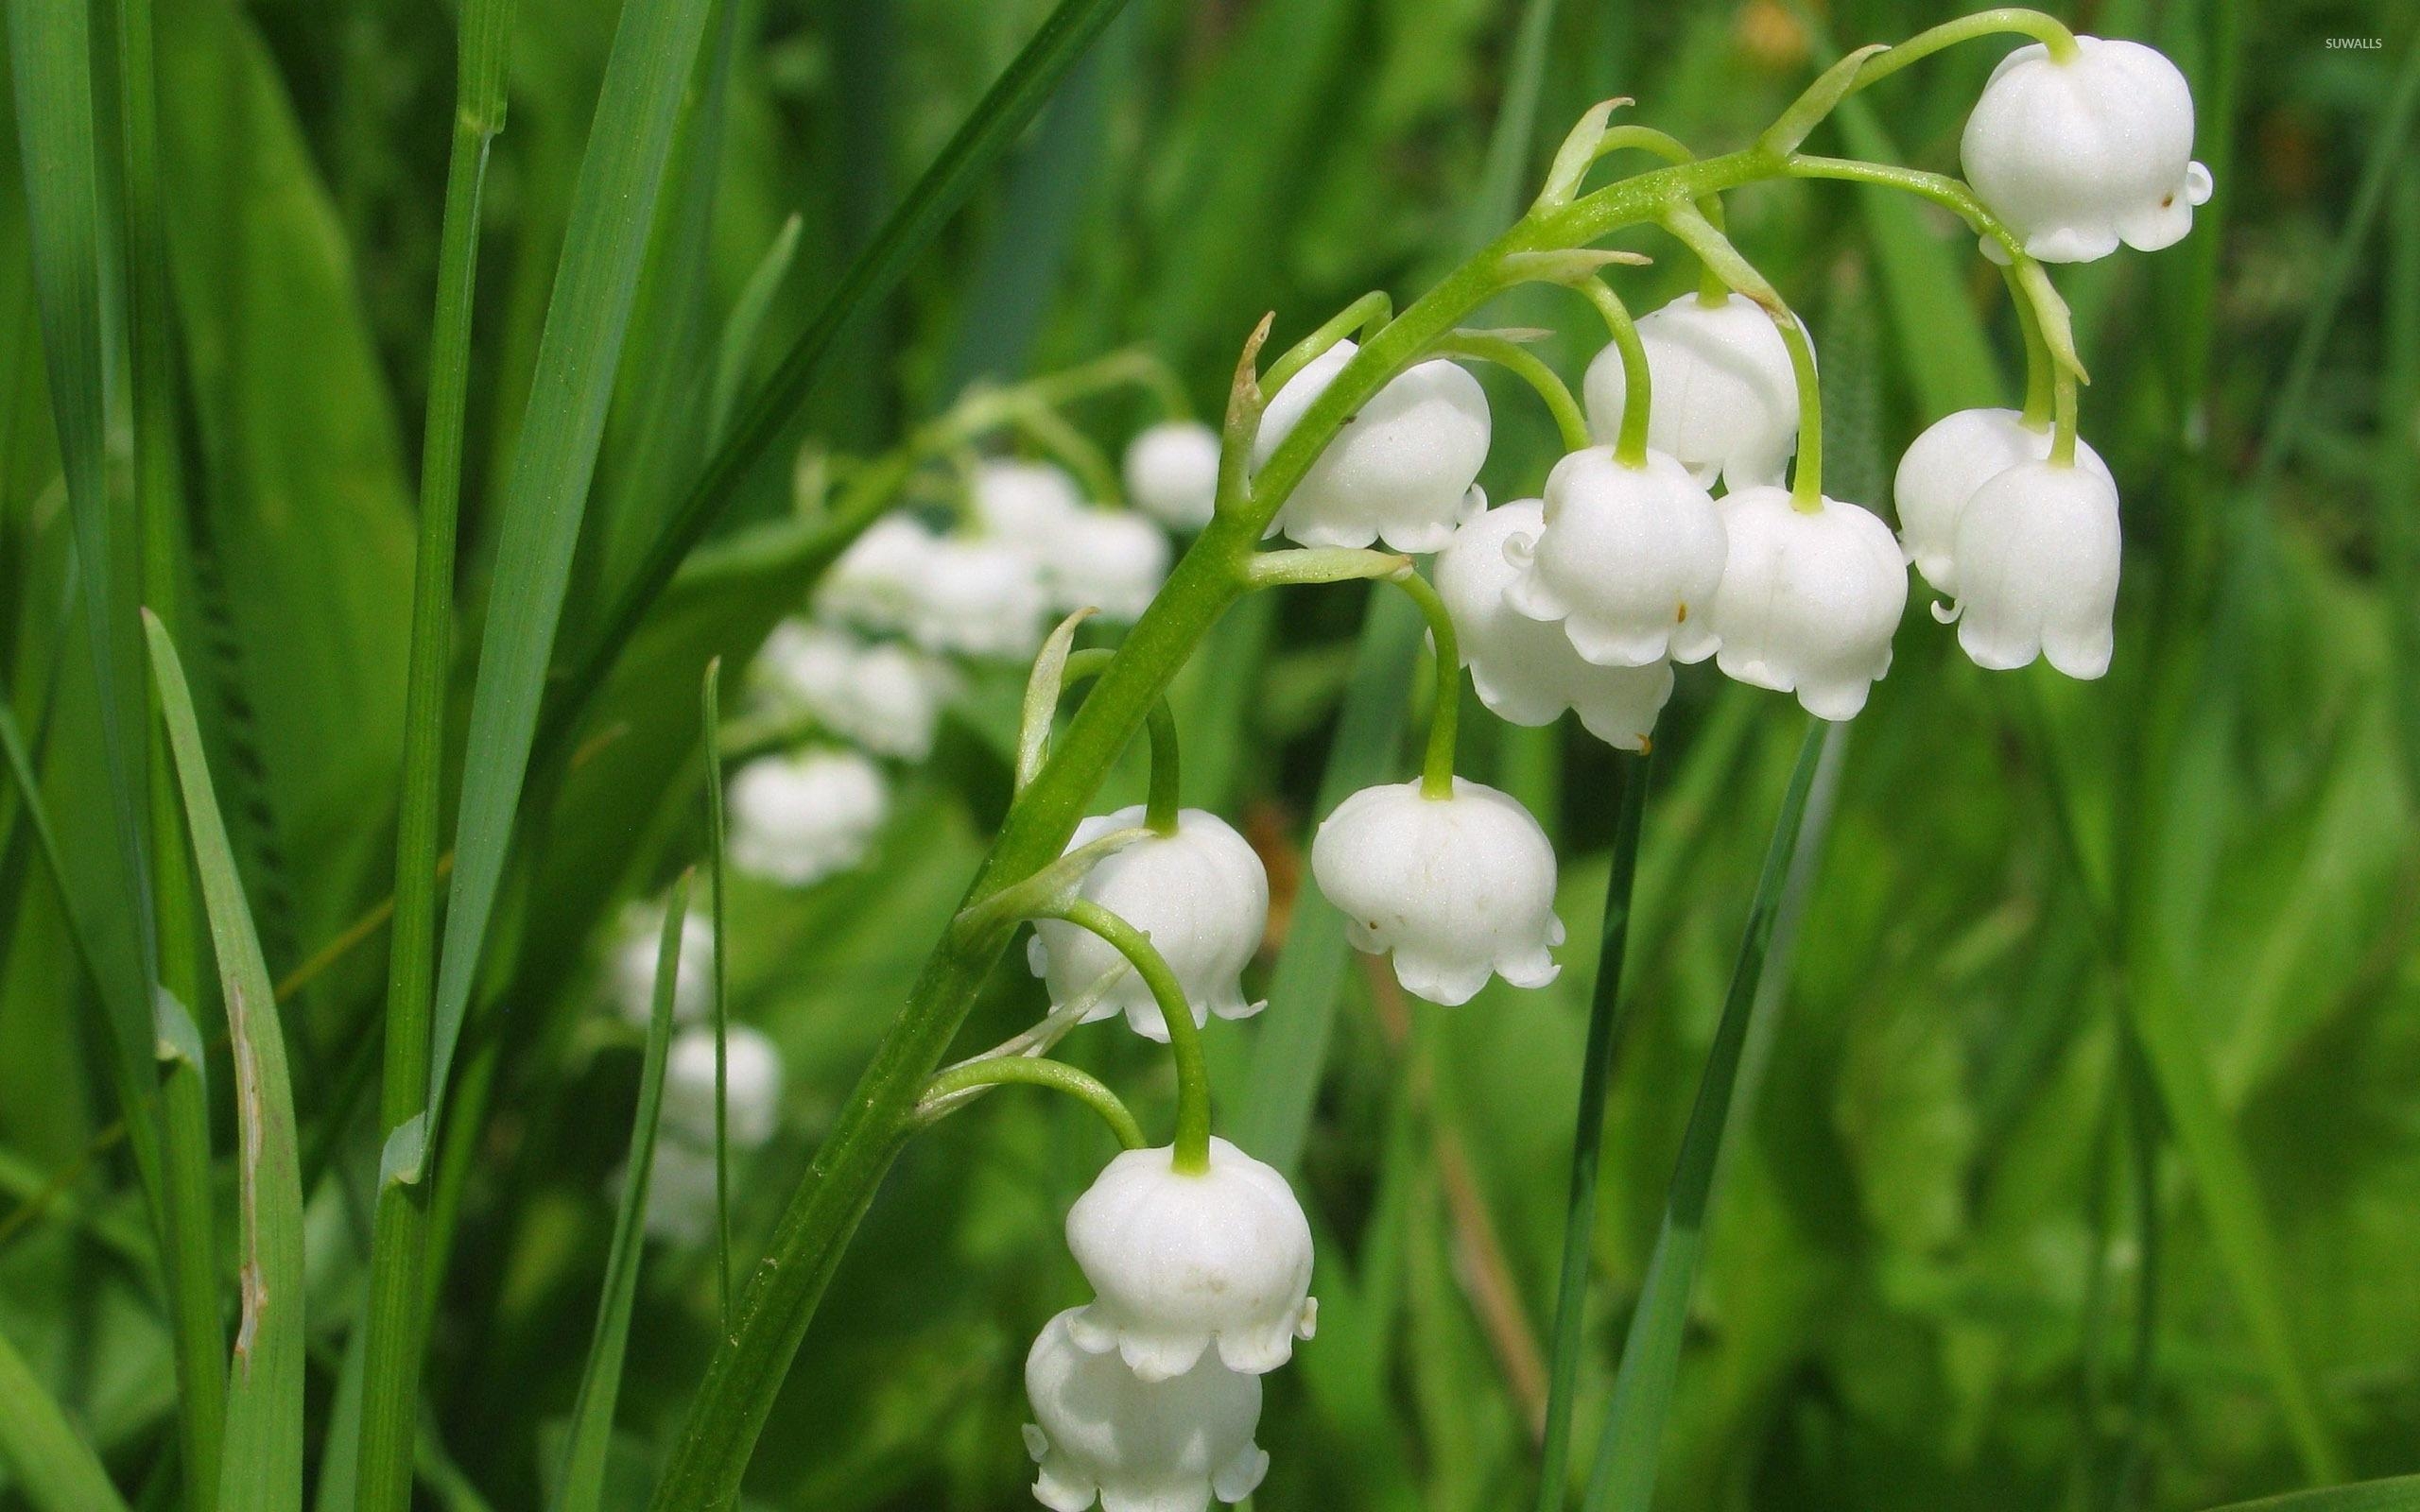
1675,601,1689,622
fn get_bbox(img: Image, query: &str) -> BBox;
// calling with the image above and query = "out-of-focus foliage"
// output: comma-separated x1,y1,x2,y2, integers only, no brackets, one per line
1,0,2415,1508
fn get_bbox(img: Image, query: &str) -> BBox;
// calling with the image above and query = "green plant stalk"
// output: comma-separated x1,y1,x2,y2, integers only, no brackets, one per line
1533,751,1650,1512
1432,332,1590,453
1575,279,1651,465
354,4,510,1506
1056,647,1184,833
1389,569,1463,798
647,144,1786,1511
1051,899,1212,1168
1580,722,1827,1512
2004,264,2054,429
1264,291,1392,395
918,1057,1148,1150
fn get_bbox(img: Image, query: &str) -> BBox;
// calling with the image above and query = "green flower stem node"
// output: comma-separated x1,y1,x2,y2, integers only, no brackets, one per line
1431,331,1591,454
916,1057,1148,1150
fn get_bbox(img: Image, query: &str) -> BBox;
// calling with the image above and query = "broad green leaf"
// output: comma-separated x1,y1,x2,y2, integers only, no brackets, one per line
0,1319,130,1512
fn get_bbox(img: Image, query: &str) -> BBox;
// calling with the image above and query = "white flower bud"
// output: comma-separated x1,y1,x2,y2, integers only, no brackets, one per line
639,1139,719,1245
1893,408,2112,596
1961,36,2212,264
752,620,944,762
611,903,714,1025
725,749,888,886
1582,293,1802,492
1504,447,1725,667
662,1023,785,1149
1310,777,1563,1005
1436,499,1674,751
908,539,1049,660
1709,487,1909,721
1252,340,1490,554
1124,421,1223,529
1948,459,2122,679
975,458,1088,544
1048,510,1171,622
1028,808,1269,1042
1064,1139,1315,1382
817,515,940,633
1025,1309,1269,1512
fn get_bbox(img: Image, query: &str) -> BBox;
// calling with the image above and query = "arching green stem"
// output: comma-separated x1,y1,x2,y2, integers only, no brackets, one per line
916,1056,1146,1149
1592,124,1695,167
1574,279,1651,465
1390,568,1463,799
1663,203,1824,510
2004,265,2054,429
1062,648,1182,834
1431,332,1590,454
1047,899,1212,1171
1264,291,1392,396
1011,404,1122,504
2051,367,2079,467
1763,9,2078,157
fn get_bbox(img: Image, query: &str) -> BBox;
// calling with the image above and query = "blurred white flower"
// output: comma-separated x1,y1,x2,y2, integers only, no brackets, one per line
1123,420,1223,529
1504,446,1726,667
1253,340,1490,554
817,514,940,634
1028,807,1269,1042
1709,487,1909,721
1582,293,1803,492
639,1138,718,1246
1893,408,2112,596
1962,36,2212,264
752,619,945,762
975,457,1089,545
1948,458,2123,678
908,539,1050,660
662,1022,785,1150
1047,510,1171,622
1064,1138,1315,1382
725,749,889,886
1310,777,1563,1006
1025,1308,1268,1512
611,902,714,1026
1436,499,1674,752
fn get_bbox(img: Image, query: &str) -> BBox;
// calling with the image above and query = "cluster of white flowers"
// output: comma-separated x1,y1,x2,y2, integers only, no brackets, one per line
645,1022,786,1245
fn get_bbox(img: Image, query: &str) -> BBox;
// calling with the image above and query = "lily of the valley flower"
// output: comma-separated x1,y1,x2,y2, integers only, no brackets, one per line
662,1023,786,1149
1962,35,2212,264
725,749,889,886
1582,292,1803,491
1124,420,1224,530
1710,487,1910,721
1311,777,1563,1005
908,539,1050,660
1064,1139,1316,1381
975,457,1089,543
1893,408,2112,597
1048,510,1171,622
640,1139,720,1245
1028,807,1270,1041
1253,339,1491,555
1436,499,1675,751
1025,1308,1269,1512
611,903,715,1026
1504,446,1725,667
817,515,940,634
752,620,945,762
1948,458,2123,679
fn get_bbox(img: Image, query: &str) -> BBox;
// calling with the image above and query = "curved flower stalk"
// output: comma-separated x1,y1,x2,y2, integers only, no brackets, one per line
649,16,2216,1504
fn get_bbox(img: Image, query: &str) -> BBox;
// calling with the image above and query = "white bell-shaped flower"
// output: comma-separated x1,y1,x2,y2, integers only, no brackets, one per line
1893,408,2113,596
908,539,1049,660
1948,458,2122,679
1252,340,1490,554
1962,36,2212,264
661,1023,785,1149
611,902,714,1025
1025,1309,1269,1512
1123,421,1223,530
1504,446,1725,667
1582,293,1802,491
1064,1138,1315,1381
1709,487,1909,721
1028,807,1268,1042
1436,500,1675,751
1048,510,1171,621
1310,777,1563,1005
817,515,940,633
638,1139,719,1245
725,748,888,886
975,457,1089,545
752,620,944,762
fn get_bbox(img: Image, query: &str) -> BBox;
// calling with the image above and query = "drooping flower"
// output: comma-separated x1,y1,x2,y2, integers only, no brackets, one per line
1947,458,2123,678
1124,420,1224,530
1435,500,1675,751
907,539,1050,660
817,514,941,633
1025,1309,1269,1512
1503,446,1725,667
1708,487,1909,721
1892,408,2113,596
1064,1139,1316,1381
724,749,889,886
752,620,945,762
611,902,715,1026
1961,35,2213,264
975,457,1089,545
1310,777,1563,1005
639,1138,719,1245
1027,807,1269,1042
662,1022,786,1149
1582,292,1803,491
1252,339,1490,554
1048,510,1172,622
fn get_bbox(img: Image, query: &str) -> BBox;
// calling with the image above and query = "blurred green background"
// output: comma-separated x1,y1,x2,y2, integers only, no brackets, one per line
3,0,2417,1508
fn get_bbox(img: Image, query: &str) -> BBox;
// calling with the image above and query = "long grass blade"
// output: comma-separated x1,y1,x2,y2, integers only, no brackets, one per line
144,610,305,1512
2385,163,2420,796
706,215,804,447
0,1317,131,1512
2200,1481,2420,1512
701,660,734,1332
548,869,690,1512
1580,720,1829,1512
